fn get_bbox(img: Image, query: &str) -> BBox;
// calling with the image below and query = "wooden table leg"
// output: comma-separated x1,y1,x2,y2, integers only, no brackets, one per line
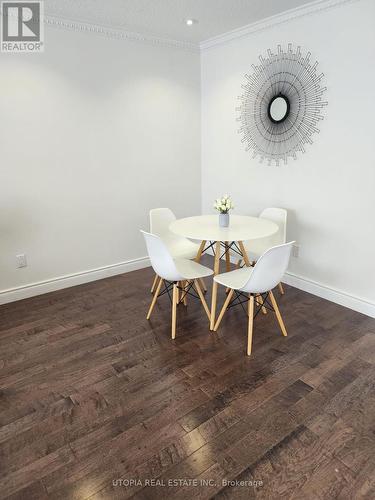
238,241,251,267
195,240,207,292
210,241,221,331
214,288,234,331
225,241,231,272
194,279,210,321
195,240,206,263
224,241,232,293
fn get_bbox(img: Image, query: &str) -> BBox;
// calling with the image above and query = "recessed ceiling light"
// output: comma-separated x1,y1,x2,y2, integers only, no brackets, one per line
186,19,198,26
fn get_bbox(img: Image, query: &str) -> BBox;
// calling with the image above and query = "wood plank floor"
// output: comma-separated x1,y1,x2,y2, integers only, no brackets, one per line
0,259,375,499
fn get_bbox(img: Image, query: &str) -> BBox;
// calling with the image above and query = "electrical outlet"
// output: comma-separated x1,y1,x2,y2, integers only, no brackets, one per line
16,254,27,268
292,244,300,258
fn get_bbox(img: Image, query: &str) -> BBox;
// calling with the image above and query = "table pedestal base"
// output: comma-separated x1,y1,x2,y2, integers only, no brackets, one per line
195,240,252,330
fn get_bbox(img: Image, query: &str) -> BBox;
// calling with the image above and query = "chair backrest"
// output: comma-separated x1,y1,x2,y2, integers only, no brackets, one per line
149,207,184,248
260,207,287,244
149,208,176,237
141,230,182,282
241,242,294,294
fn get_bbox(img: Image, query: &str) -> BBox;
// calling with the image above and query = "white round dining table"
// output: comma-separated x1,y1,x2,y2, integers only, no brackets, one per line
169,215,278,244
169,215,278,330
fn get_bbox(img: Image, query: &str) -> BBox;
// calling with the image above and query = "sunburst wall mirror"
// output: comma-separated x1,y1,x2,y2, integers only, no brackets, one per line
237,44,328,165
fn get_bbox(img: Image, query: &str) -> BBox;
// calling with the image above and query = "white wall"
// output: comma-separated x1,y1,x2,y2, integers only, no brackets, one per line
201,0,375,316
0,27,201,300
1,0,374,317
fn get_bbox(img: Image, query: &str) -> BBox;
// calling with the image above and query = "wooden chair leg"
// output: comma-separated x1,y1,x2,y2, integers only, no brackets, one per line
150,274,159,294
256,293,267,315
269,291,288,337
278,282,285,295
199,278,207,293
147,279,163,319
214,289,234,331
171,283,178,339
247,295,254,356
194,279,210,321
183,281,188,306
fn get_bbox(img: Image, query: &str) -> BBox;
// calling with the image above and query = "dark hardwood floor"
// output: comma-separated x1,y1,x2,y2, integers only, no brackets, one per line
0,259,375,499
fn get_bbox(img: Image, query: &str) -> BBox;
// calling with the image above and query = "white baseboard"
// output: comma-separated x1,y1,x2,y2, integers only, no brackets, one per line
0,256,150,305
283,272,375,318
2,256,373,319
200,247,375,318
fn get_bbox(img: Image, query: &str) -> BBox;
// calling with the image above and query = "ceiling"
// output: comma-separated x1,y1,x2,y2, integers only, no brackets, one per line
44,0,317,44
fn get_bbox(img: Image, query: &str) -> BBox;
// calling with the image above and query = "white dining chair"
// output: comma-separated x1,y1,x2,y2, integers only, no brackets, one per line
141,230,213,339
236,208,287,295
214,242,294,356
149,208,206,294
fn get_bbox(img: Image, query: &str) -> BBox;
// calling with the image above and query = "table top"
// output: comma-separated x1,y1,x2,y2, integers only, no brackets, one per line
169,215,278,242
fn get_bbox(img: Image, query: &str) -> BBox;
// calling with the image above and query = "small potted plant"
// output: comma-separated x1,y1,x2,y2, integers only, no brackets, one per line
214,195,234,227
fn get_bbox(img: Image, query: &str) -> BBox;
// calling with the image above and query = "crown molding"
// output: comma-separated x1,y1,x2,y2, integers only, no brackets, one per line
200,0,360,51
7,0,360,54
44,15,199,53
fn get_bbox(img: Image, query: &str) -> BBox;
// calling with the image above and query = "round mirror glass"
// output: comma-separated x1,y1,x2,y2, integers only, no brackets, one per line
268,95,289,123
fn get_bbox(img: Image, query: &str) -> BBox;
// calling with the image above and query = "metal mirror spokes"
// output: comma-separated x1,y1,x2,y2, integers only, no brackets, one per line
237,44,328,166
